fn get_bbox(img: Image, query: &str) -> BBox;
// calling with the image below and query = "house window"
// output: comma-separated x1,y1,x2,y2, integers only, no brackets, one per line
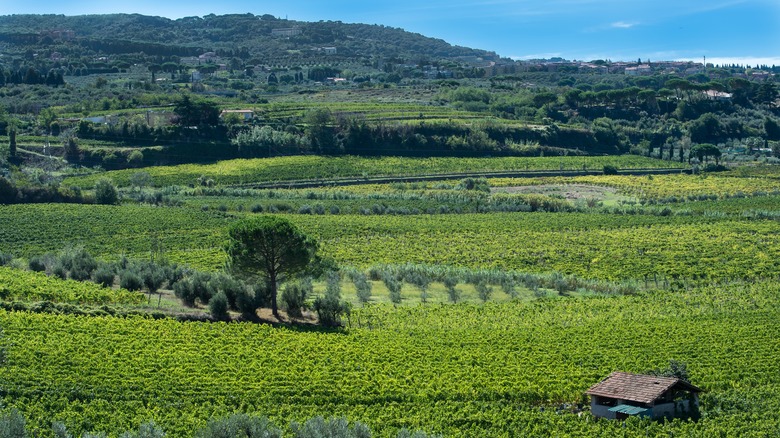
596,397,617,407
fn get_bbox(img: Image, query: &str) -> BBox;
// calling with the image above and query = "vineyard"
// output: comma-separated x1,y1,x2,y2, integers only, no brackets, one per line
4,160,780,436
0,267,143,305
64,155,684,189
1,202,779,280
490,170,780,202
2,281,779,436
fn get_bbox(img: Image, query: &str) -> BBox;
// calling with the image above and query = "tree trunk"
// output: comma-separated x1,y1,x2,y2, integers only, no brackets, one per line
270,273,279,319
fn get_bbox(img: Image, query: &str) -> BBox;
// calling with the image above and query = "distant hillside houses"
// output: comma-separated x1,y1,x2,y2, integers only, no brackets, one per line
625,65,652,76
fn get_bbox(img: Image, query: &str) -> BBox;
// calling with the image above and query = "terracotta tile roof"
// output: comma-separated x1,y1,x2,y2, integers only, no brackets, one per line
586,372,702,405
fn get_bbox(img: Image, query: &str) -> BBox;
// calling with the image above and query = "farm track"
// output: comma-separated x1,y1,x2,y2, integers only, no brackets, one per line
231,167,691,190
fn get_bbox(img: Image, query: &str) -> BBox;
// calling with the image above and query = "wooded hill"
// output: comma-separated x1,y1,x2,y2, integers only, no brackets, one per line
0,13,500,64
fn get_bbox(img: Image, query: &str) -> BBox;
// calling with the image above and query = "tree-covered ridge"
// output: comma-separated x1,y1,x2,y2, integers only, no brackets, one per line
0,13,499,62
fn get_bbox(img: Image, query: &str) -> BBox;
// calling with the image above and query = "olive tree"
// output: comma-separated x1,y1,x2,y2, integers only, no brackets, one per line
225,216,318,319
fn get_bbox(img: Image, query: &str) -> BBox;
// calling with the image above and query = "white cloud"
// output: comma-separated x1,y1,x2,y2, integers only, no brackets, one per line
611,21,638,28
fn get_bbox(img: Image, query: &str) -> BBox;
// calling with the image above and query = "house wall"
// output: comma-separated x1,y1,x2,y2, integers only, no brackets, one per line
652,397,697,419
592,395,698,420
590,400,617,419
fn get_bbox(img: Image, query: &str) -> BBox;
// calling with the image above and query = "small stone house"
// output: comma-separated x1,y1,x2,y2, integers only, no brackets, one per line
586,372,702,420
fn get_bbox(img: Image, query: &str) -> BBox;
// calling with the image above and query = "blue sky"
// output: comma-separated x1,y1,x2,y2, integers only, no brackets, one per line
2,0,779,65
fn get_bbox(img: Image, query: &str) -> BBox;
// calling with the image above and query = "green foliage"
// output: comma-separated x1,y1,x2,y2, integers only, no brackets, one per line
602,164,618,175
120,422,166,438
313,271,348,326
208,292,229,321
195,414,281,438
232,126,308,157
174,95,220,127
0,408,27,438
226,215,319,318
646,360,691,383
383,273,403,305
65,155,683,189
290,417,371,438
63,136,80,163
0,266,141,305
8,128,16,159
93,264,116,288
94,179,119,205
0,176,18,204
280,280,312,318
475,282,493,303
119,269,144,292
456,177,490,192
173,272,213,307
690,143,722,164
347,269,372,304
2,281,780,436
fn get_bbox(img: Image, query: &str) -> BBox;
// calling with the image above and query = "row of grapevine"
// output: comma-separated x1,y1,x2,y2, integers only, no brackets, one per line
2,204,779,281
64,155,683,188
2,281,779,436
0,267,143,305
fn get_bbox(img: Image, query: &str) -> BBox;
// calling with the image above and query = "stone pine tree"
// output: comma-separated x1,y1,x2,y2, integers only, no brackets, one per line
225,216,319,319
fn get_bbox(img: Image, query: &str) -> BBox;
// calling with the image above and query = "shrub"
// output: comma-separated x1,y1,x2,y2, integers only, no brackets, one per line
208,273,244,310
0,176,19,204
0,408,28,438
191,272,214,304
250,204,264,213
122,421,165,438
314,272,348,326
443,275,460,303
235,284,265,317
383,274,403,305
174,278,197,307
281,281,310,317
28,255,47,272
119,269,144,291
51,262,68,280
475,282,493,302
68,249,98,281
354,277,372,305
195,414,281,438
140,262,166,303
52,421,71,438
127,150,144,167
94,178,119,205
290,417,370,438
0,252,13,266
500,279,519,299
93,264,116,288
208,292,230,321
602,165,619,175
457,177,490,192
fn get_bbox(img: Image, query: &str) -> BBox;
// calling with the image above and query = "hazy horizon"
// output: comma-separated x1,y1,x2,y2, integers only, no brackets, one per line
1,0,779,66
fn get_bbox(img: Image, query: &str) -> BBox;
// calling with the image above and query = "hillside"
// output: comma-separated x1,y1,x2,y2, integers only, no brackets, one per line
0,13,500,64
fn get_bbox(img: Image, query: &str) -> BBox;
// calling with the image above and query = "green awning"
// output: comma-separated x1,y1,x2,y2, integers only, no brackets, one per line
608,404,650,416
